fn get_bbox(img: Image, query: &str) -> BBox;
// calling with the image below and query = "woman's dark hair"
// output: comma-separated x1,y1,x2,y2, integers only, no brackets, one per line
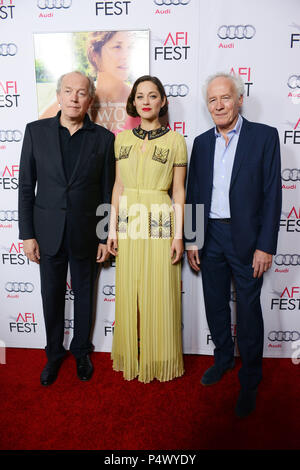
126,75,168,118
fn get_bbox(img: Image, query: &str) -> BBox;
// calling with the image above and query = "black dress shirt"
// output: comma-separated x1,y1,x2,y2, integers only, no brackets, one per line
58,112,94,182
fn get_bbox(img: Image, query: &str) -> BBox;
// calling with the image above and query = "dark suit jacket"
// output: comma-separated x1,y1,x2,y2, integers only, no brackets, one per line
18,113,115,258
186,117,282,264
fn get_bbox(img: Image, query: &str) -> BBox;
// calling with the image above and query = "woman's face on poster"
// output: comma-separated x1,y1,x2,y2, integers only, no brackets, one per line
95,31,132,81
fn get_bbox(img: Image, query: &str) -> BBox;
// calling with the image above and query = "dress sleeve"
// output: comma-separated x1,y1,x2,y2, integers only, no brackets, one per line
173,133,187,167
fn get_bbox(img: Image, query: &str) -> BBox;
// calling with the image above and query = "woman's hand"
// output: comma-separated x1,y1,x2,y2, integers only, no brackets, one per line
170,238,184,265
107,234,118,257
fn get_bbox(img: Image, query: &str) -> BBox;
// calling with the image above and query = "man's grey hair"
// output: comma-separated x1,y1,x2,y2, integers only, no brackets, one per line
56,71,96,99
202,72,245,102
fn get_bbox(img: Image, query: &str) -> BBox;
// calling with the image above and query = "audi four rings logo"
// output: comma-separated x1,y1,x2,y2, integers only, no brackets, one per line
37,0,72,9
5,282,34,293
287,75,300,89
0,211,18,221
0,44,17,56
268,331,300,342
281,168,300,181
217,25,256,40
154,0,191,5
103,285,115,296
274,254,300,266
0,130,22,142
164,84,189,97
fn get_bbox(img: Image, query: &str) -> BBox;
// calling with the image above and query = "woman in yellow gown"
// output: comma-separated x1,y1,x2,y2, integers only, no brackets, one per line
108,76,187,383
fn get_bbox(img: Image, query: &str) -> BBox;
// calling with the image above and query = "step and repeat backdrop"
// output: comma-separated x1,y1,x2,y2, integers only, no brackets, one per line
1,0,299,359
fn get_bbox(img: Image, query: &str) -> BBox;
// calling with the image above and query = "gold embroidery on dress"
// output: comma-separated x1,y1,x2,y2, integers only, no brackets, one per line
118,145,132,160
117,209,128,233
152,146,169,164
173,162,187,167
149,211,173,239
133,126,170,140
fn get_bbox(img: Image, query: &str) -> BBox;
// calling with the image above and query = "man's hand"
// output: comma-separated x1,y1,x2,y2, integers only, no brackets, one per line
187,245,200,272
96,243,110,263
252,249,273,278
23,239,40,264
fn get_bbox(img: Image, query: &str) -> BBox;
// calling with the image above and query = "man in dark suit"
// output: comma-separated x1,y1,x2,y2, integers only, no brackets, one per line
186,73,281,417
19,71,115,386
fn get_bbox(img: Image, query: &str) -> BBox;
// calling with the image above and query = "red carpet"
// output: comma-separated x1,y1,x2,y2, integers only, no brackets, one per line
0,348,299,450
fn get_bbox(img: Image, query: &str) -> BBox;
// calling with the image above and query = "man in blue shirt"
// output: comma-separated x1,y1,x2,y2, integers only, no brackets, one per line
186,73,281,418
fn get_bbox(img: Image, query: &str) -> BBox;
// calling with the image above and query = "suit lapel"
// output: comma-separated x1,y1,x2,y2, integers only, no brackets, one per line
229,117,252,191
207,128,216,190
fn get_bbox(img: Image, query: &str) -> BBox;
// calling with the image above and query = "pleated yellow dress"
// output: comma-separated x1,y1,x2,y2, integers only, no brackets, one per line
111,126,187,383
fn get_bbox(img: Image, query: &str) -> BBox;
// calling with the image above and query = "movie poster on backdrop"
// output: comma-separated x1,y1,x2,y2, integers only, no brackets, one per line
33,30,149,134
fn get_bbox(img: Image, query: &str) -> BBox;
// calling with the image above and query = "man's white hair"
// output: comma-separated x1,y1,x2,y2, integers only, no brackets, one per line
56,70,96,99
202,72,245,102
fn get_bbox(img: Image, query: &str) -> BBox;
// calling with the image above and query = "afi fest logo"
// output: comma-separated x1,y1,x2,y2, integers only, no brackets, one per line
154,32,190,60
0,80,20,108
9,313,38,334
270,286,300,311
95,1,132,16
0,164,19,190
1,242,30,266
0,0,15,20
283,118,300,144
229,67,253,96
280,207,300,233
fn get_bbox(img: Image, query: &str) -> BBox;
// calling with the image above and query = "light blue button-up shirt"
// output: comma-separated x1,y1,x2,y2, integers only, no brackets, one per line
209,114,243,219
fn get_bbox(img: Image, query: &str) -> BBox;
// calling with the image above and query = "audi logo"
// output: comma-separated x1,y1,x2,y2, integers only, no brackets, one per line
102,285,115,296
287,75,300,89
0,130,22,143
0,43,17,57
274,254,300,266
37,0,72,9
268,331,300,342
5,282,34,293
154,0,191,5
281,168,300,181
164,84,189,97
0,210,18,222
217,25,256,40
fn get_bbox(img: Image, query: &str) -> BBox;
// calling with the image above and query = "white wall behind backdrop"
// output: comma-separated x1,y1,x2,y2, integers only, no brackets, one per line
1,0,300,359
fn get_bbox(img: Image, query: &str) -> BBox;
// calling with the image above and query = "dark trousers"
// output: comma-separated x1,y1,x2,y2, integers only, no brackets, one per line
39,229,99,362
201,219,264,391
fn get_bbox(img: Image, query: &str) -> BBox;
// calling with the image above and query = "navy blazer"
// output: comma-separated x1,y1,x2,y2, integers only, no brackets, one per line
186,117,282,264
18,114,115,258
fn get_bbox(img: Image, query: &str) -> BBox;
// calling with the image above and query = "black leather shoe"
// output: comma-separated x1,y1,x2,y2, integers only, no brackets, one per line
40,359,62,386
235,388,257,418
200,360,235,386
76,354,93,381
